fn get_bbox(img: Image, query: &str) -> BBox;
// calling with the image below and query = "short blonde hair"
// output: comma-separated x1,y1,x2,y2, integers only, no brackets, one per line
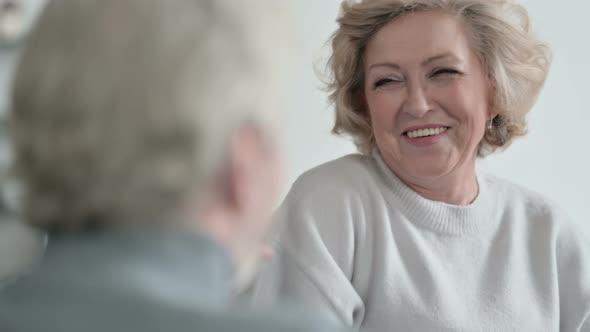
328,0,551,156
10,0,288,233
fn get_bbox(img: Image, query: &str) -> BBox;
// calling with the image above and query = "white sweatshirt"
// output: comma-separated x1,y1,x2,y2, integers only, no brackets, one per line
251,152,590,331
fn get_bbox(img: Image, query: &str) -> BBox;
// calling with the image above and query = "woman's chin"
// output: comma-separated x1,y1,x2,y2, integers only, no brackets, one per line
378,144,459,179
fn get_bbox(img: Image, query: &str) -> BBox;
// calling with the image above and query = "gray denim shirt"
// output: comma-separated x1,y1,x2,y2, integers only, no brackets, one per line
0,228,346,332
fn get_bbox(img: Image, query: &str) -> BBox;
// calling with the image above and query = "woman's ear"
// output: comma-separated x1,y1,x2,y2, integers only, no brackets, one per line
487,74,498,119
353,87,370,118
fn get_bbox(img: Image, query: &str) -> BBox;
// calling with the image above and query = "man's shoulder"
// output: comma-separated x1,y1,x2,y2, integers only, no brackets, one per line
197,307,348,332
0,282,347,332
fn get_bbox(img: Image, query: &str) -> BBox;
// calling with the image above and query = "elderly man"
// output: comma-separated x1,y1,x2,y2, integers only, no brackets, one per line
0,1,346,331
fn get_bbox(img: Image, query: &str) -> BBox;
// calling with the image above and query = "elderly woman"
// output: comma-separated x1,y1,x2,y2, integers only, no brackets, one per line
251,0,590,331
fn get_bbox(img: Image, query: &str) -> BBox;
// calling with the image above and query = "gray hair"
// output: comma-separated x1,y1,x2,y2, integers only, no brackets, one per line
329,0,551,156
10,0,289,232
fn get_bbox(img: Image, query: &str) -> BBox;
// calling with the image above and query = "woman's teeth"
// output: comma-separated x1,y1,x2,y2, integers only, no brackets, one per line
406,127,448,139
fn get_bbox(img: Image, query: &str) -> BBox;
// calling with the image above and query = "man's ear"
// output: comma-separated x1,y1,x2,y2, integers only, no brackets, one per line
220,124,268,216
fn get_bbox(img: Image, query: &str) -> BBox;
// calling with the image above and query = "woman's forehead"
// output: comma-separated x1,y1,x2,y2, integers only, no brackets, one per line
364,11,474,67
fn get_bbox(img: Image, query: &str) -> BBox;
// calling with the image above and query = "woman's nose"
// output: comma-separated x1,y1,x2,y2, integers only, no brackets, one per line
402,81,431,118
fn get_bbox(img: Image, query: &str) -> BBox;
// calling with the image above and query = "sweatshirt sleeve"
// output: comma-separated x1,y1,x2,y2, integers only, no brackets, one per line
557,219,590,332
250,177,365,329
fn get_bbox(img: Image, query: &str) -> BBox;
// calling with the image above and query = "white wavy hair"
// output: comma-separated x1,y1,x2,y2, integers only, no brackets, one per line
10,0,289,232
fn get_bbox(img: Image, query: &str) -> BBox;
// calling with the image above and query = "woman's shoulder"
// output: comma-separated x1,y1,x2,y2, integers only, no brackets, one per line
483,174,553,204
297,153,375,182
287,153,380,201
483,173,580,231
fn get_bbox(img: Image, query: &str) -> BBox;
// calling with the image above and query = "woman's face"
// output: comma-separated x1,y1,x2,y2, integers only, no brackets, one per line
363,10,493,180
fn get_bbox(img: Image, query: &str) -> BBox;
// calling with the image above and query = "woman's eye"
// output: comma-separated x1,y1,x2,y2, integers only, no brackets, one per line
431,68,461,77
373,78,401,89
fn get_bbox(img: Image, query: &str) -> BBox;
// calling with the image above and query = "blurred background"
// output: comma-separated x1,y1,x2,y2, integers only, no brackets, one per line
0,0,46,284
0,0,588,281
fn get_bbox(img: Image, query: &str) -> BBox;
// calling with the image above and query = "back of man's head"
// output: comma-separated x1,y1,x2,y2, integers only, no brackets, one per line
10,0,289,235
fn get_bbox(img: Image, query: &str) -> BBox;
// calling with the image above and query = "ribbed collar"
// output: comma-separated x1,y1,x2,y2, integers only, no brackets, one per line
372,149,496,235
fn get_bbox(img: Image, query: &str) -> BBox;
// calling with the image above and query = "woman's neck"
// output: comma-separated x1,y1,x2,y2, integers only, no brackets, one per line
406,176,478,206
396,161,479,206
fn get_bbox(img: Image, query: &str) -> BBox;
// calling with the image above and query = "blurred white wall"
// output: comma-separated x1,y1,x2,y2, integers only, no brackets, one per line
284,0,590,232
0,0,47,284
